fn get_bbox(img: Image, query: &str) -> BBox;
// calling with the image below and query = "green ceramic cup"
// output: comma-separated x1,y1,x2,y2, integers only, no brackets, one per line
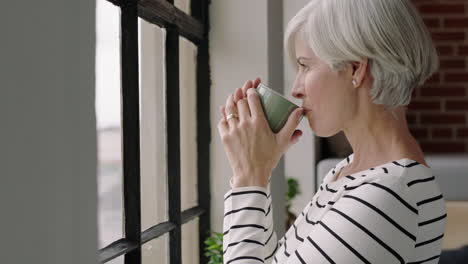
255,83,303,133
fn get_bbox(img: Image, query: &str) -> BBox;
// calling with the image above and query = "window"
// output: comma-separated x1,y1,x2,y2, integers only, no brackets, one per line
96,0,211,263
96,0,124,254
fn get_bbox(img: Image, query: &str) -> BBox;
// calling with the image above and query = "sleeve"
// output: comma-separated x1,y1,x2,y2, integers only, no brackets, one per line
223,182,280,264
285,176,419,264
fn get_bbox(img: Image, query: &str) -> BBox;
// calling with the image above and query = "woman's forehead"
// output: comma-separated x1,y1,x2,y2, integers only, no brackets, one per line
294,34,315,58
295,45,315,61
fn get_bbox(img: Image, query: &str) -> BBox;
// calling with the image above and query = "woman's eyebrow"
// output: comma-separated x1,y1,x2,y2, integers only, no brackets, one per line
296,56,312,63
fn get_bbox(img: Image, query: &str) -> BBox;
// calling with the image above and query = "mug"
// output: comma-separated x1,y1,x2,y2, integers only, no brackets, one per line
255,83,303,133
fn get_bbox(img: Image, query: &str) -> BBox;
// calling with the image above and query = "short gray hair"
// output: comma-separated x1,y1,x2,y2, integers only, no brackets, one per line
284,0,439,111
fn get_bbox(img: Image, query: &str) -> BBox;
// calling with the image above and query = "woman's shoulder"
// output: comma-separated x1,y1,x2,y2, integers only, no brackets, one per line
339,158,434,195
344,159,441,212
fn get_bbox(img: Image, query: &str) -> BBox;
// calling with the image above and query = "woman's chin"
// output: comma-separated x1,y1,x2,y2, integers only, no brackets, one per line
305,113,336,138
304,112,318,134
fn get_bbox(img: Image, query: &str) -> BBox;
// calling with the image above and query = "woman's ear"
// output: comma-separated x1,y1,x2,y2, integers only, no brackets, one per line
350,59,368,87
351,62,358,75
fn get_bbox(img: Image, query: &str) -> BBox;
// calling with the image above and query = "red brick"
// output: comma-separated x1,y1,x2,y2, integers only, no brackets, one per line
412,89,418,99
408,100,441,111
410,128,429,139
457,128,468,138
444,18,468,28
411,0,435,3
445,73,468,83
426,73,441,84
411,0,433,4
446,100,468,111
420,113,466,125
431,32,465,42
407,113,418,124
420,86,466,97
424,18,440,28
418,4,465,14
436,45,455,56
420,141,465,153
459,45,468,56
440,59,466,69
431,128,453,139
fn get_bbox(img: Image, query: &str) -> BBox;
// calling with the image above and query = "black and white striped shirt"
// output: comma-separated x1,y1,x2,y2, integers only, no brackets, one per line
223,153,447,263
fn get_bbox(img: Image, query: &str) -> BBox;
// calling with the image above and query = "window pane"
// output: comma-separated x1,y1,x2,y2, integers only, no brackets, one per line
107,255,124,264
182,218,200,264
174,0,191,15
143,233,169,264
180,36,198,211
138,18,168,230
96,0,124,249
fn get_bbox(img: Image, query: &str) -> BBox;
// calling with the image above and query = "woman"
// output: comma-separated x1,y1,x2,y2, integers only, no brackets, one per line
218,0,446,263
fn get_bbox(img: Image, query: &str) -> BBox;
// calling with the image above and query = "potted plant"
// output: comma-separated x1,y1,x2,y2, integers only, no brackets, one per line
285,177,301,230
204,231,224,264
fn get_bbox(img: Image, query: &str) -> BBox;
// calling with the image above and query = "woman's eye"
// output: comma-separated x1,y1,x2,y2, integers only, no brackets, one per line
298,63,308,70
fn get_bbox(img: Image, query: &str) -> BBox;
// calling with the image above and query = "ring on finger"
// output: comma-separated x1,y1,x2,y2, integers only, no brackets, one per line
226,112,239,121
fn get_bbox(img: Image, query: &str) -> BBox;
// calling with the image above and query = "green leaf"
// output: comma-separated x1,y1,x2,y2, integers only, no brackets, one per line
203,231,224,264
207,245,218,250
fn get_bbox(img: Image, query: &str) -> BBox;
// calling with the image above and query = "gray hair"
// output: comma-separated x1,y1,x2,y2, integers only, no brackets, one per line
284,0,439,112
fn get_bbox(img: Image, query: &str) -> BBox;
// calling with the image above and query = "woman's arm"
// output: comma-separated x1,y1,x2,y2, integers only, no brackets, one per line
218,78,305,263
223,183,280,264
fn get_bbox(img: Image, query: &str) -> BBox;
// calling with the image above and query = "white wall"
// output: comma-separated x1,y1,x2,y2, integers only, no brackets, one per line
283,0,319,216
0,1,98,263
209,0,317,235
209,0,271,233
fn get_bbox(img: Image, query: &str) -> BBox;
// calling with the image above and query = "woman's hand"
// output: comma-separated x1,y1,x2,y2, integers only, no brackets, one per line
217,77,304,188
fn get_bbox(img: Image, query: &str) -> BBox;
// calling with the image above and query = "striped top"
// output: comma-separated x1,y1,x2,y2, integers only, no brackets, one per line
223,153,447,264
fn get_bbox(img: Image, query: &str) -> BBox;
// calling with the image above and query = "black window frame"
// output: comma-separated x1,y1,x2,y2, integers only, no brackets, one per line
97,0,211,263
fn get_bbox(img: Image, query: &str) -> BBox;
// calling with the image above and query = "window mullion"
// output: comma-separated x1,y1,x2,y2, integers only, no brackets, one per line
120,0,142,263
166,26,182,264
191,0,212,263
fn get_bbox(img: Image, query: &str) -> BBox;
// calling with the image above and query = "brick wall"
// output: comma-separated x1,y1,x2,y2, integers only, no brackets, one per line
408,0,468,153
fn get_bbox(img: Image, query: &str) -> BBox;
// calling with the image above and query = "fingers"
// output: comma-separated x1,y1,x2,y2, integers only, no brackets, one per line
234,87,243,103
278,107,304,144
291,129,303,144
241,80,253,97
225,94,238,128
237,98,251,122
218,107,229,135
246,88,264,118
235,78,262,101
253,77,261,88
217,117,229,134
222,78,263,130
241,77,261,98
220,105,227,120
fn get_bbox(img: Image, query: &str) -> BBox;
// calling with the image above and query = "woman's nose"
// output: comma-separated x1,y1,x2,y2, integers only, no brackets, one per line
292,85,305,99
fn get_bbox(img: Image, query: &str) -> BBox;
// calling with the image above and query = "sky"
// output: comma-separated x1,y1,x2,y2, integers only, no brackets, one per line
95,0,122,129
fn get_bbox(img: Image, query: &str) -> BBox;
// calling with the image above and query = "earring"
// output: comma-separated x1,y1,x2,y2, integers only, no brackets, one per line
352,80,357,86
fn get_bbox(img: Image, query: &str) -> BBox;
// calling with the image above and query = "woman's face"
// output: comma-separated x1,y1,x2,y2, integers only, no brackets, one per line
292,33,357,137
